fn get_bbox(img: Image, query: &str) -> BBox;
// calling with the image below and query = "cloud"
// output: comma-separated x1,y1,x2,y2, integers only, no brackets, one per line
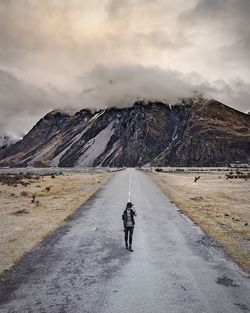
80,65,250,112
133,30,190,50
0,69,79,137
1,63,250,138
0,0,192,69
80,65,195,107
206,79,250,113
181,0,250,23
181,0,250,67
0,0,249,138
105,0,132,18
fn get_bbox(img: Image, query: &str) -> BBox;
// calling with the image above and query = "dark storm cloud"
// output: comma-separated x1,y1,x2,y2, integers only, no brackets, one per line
182,0,250,21
181,0,250,65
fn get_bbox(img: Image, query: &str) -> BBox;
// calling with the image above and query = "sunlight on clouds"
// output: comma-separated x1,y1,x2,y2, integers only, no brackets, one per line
76,11,104,31
0,0,249,137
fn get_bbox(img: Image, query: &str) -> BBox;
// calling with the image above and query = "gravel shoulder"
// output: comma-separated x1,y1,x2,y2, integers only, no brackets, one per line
0,171,112,275
151,171,250,271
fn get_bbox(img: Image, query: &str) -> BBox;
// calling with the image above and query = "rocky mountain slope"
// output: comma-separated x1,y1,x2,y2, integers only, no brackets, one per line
0,98,249,167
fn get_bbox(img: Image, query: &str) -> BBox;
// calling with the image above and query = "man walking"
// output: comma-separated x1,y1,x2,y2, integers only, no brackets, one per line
122,202,137,252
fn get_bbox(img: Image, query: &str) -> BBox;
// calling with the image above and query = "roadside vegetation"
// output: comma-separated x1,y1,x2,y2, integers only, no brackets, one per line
0,171,112,276
151,169,250,272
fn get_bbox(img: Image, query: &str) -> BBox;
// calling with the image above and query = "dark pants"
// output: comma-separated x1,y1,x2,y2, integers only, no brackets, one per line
124,226,134,245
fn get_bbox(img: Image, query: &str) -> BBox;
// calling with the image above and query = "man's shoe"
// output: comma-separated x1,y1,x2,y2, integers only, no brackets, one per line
125,243,128,250
129,246,133,252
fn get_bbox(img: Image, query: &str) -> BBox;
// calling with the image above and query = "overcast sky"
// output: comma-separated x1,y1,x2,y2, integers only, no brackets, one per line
0,0,250,138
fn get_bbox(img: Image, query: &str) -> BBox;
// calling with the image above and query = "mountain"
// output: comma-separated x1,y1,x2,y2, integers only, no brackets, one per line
0,98,249,167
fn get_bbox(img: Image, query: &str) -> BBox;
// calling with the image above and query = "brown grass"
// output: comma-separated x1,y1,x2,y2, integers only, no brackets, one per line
0,172,112,275
151,172,250,272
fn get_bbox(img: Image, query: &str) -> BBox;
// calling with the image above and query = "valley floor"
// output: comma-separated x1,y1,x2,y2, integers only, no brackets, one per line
1,168,249,313
151,171,250,271
0,171,112,275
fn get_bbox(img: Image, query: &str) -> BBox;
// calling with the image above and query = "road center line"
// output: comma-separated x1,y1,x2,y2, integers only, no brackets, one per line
128,173,132,201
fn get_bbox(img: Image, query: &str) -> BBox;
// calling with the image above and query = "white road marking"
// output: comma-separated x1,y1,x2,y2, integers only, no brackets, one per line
128,173,132,201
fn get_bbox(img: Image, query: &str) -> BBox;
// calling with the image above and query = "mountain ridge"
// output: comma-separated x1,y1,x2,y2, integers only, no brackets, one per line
0,98,249,167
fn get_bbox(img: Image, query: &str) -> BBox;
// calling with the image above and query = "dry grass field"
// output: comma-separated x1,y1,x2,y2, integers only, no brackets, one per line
0,171,112,275
151,171,250,272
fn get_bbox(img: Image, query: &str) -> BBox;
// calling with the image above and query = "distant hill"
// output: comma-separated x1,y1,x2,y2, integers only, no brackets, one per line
0,98,249,167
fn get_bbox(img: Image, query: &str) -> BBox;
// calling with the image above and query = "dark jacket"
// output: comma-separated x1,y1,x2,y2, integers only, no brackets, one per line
122,209,136,228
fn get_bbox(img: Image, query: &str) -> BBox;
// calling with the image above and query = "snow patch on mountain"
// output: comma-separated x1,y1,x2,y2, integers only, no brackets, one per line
172,125,178,141
28,141,59,165
51,125,92,166
99,141,121,166
76,121,115,166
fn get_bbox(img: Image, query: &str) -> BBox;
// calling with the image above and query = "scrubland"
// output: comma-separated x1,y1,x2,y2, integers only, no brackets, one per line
0,171,111,275
152,171,250,271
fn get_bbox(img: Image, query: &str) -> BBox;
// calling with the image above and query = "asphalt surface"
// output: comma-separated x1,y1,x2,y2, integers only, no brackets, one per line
0,168,249,313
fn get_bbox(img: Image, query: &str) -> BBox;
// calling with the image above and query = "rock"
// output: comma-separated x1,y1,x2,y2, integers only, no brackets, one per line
194,176,201,182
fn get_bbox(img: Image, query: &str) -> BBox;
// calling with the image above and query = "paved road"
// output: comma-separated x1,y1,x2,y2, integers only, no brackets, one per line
0,169,249,313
